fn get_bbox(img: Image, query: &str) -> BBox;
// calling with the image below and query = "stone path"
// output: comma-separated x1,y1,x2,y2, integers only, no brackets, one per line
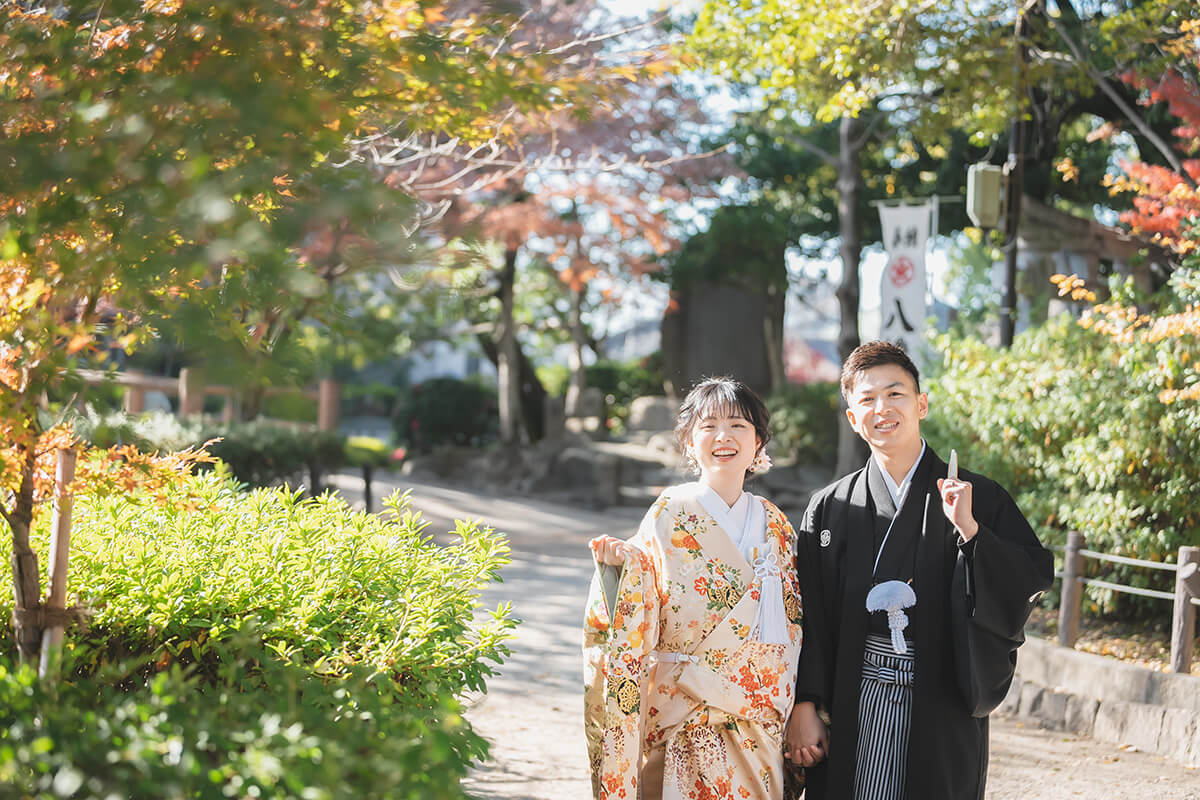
327,472,1200,800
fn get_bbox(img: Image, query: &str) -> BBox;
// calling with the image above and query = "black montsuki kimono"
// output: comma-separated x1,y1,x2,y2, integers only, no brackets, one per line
794,446,1053,800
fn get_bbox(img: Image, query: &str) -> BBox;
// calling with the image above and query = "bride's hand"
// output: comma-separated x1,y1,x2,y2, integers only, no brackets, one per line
589,535,631,565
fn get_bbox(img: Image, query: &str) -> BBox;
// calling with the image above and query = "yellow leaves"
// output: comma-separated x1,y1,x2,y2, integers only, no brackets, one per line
65,333,94,355
1050,273,1097,303
142,0,182,14
1055,157,1079,183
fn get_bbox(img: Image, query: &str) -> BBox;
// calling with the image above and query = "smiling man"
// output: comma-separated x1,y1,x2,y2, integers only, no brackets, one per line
784,340,1053,800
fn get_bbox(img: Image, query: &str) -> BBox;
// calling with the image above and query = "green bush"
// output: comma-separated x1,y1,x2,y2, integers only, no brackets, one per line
0,474,513,796
765,382,840,469
586,354,665,433
198,420,345,490
924,316,1200,616
342,382,403,418
72,410,346,490
0,474,512,692
0,648,486,799
396,377,497,451
261,389,319,423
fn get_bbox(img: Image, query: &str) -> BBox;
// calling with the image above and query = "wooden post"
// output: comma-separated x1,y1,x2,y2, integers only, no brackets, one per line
179,368,205,417
124,371,146,414
318,379,339,432
1059,531,1084,648
38,449,77,680
1170,545,1200,674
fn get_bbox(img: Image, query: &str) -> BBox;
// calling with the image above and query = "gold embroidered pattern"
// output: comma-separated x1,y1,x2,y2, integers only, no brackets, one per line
613,677,640,714
784,590,802,624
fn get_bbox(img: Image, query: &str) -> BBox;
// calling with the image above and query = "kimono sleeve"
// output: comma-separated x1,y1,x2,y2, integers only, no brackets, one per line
793,490,833,712
950,481,1054,717
583,510,662,800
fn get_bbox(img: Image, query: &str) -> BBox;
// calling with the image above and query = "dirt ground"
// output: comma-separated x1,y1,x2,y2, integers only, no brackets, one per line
329,472,1200,800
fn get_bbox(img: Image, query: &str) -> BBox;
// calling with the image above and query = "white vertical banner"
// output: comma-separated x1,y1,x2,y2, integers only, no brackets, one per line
877,201,933,358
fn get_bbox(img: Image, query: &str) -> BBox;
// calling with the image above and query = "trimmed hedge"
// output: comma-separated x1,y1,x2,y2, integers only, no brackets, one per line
0,473,514,796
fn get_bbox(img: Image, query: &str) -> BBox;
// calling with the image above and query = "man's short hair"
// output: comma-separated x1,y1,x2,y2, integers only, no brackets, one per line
840,340,922,400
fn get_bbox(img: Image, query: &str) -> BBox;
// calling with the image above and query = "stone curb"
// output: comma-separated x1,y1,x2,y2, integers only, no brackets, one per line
1001,635,1200,767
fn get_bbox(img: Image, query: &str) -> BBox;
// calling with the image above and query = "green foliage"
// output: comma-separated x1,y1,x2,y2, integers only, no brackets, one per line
663,201,792,291
396,378,498,450
0,654,484,800
200,422,345,489
687,0,1015,139
585,355,666,433
924,316,1200,615
72,410,345,489
586,356,666,405
0,474,513,797
261,389,319,424
536,363,571,398
341,382,404,418
345,436,393,469
942,234,1003,339
1,474,513,693
765,383,840,470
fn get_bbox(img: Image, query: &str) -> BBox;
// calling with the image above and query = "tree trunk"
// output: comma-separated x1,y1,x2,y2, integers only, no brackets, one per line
834,115,870,478
496,246,523,444
763,283,787,393
564,286,587,417
478,330,547,443
9,451,43,665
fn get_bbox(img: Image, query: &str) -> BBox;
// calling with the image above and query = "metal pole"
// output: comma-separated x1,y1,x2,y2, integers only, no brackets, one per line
1000,10,1027,348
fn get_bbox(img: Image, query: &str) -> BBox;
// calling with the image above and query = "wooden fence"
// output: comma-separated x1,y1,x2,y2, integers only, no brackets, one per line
1056,530,1200,674
76,368,340,431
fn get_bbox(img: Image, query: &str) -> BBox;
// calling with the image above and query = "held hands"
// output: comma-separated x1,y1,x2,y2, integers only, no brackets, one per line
936,478,979,541
589,535,631,566
784,701,828,768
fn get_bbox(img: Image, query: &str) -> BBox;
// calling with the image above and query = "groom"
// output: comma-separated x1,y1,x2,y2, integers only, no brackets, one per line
785,340,1053,800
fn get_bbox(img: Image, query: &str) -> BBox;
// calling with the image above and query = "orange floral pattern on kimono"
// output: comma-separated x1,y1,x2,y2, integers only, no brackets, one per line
584,485,804,800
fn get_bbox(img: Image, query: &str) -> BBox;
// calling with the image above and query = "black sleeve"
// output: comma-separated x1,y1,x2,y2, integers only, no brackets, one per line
794,492,832,710
951,481,1054,717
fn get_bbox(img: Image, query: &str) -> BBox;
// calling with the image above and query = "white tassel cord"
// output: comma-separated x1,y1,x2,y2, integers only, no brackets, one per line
750,551,791,645
866,580,917,654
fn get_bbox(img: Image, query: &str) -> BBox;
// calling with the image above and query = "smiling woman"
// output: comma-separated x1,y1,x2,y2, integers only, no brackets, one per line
582,377,805,800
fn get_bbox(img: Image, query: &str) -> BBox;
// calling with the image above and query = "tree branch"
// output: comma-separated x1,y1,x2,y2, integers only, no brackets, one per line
1043,8,1195,188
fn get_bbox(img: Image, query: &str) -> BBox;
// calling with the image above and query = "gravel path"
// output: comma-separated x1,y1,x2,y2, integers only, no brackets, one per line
329,472,1200,800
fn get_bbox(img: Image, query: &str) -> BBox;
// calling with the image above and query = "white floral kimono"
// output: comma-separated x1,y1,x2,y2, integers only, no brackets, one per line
583,483,804,800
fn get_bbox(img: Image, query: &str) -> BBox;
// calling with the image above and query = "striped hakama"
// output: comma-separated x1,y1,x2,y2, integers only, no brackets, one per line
853,633,915,800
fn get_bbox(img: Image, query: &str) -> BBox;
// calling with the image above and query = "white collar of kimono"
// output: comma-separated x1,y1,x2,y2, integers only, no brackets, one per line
683,482,788,645
693,484,765,565
873,439,927,510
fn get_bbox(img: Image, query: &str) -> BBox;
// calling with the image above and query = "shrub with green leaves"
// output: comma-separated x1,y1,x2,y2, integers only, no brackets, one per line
0,473,513,796
1,474,512,694
765,382,840,470
72,410,346,490
0,651,486,799
395,377,497,450
924,316,1200,615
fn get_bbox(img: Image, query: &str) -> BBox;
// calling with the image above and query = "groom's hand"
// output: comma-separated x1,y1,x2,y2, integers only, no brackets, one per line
785,701,829,767
937,477,979,541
